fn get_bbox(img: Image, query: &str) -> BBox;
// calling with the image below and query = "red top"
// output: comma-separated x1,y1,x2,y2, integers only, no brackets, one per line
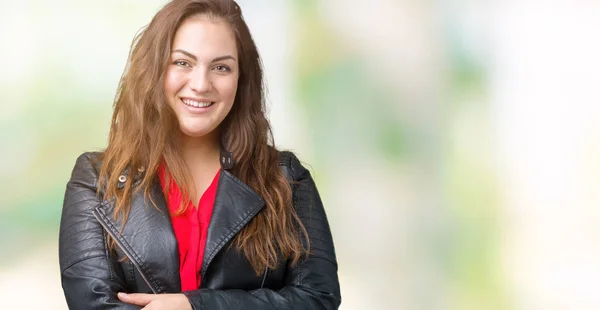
158,165,221,291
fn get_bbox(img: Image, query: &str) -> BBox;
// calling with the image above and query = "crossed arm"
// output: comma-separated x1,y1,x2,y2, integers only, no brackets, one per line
59,152,341,310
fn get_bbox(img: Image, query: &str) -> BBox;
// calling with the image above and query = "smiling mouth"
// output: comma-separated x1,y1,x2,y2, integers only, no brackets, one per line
181,98,215,108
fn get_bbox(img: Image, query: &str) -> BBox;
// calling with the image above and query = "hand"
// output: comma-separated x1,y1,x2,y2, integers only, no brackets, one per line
118,292,192,310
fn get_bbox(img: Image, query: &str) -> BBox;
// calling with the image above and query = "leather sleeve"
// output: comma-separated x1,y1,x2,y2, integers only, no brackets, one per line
184,152,341,310
59,153,140,310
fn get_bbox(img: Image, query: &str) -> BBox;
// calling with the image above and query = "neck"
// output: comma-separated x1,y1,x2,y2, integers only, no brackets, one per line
179,131,221,172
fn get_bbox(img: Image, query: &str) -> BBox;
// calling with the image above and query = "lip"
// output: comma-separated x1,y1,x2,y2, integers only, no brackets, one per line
181,97,214,103
180,97,216,114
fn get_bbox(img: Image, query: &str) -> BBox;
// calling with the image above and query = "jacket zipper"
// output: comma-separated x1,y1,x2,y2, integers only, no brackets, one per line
260,267,269,288
92,209,159,294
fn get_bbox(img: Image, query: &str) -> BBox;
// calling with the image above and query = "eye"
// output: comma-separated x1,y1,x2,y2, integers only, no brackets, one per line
173,60,191,67
214,65,231,72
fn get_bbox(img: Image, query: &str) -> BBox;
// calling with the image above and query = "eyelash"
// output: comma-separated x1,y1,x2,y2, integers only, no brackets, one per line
173,60,190,67
214,65,231,72
172,61,231,73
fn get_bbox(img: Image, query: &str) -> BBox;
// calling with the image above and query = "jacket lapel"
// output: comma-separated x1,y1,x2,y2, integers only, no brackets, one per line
94,169,265,291
93,177,181,294
201,169,265,278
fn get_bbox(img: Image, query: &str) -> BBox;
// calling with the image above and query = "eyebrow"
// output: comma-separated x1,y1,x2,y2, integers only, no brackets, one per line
172,49,236,63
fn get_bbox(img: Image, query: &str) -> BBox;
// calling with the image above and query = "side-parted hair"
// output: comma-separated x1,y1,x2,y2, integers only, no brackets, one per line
97,0,308,274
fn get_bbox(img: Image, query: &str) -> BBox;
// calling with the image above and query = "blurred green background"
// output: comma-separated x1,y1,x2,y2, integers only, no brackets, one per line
2,0,600,309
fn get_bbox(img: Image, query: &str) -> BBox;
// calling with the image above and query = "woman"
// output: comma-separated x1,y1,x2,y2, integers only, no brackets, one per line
58,0,340,309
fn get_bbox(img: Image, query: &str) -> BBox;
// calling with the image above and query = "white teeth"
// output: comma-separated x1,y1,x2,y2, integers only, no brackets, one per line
182,98,213,108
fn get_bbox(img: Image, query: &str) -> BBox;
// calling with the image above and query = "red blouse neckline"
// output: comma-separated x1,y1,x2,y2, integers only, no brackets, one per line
158,164,221,291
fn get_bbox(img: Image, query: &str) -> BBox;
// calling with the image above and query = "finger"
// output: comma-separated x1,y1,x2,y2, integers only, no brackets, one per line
140,304,152,310
141,300,158,310
118,292,155,306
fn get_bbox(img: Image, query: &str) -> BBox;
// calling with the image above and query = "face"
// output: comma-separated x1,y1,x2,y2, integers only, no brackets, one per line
164,15,239,139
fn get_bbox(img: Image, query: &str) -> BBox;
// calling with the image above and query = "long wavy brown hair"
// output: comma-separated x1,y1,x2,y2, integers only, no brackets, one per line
97,0,308,274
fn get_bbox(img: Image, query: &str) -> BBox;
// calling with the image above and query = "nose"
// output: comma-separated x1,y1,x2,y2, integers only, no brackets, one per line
188,68,212,93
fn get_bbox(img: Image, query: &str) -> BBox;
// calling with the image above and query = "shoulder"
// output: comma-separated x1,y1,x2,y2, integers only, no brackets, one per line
68,151,104,189
278,150,310,182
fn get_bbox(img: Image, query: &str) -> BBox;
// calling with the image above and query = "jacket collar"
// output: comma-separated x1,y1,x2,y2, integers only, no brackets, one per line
94,169,265,293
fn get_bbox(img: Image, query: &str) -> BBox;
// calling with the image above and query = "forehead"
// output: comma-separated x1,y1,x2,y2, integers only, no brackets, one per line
171,16,238,59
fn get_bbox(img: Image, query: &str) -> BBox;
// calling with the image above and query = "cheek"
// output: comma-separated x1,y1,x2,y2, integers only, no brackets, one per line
217,78,239,104
164,70,185,97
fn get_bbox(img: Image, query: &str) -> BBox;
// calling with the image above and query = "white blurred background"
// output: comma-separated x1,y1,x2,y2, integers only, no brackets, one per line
1,0,599,309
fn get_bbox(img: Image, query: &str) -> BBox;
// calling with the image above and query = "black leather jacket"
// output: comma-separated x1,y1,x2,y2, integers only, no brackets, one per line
59,151,341,309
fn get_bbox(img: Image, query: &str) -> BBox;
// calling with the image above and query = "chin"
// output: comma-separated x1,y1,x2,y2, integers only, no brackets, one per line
179,125,216,138
181,129,210,138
